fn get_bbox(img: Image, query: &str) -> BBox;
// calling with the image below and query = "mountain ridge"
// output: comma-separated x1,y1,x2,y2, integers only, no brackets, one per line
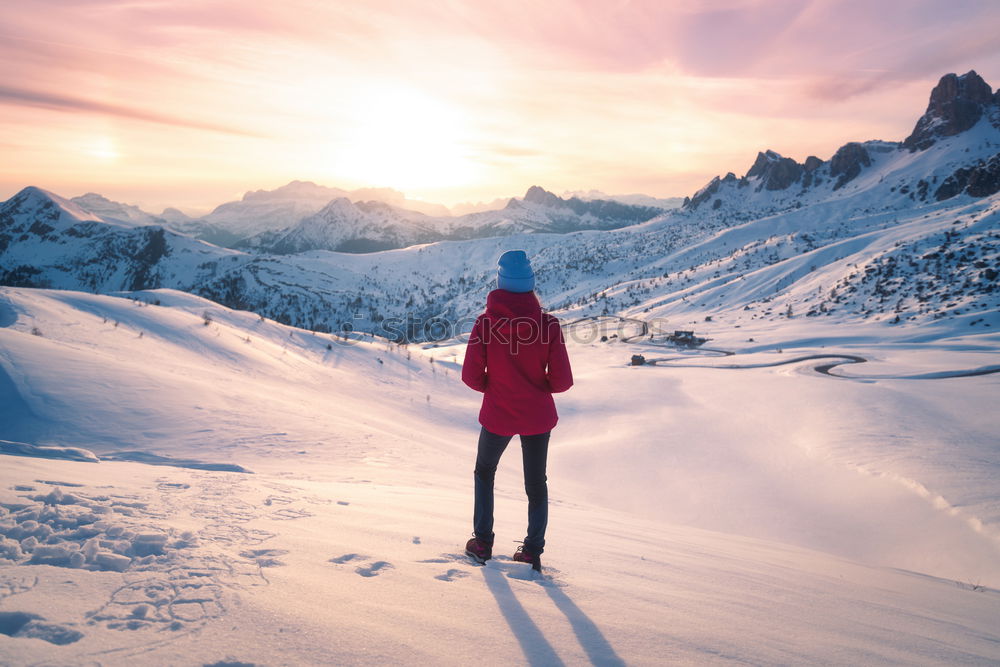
1,71,998,339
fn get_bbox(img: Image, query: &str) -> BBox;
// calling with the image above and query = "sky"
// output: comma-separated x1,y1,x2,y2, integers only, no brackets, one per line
2,0,1000,214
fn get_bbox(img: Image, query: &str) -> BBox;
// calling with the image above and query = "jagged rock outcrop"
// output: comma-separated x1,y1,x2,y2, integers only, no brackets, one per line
745,150,804,191
829,142,872,190
904,71,998,151
687,176,722,209
522,185,566,208
764,158,803,191
801,156,824,188
935,152,1000,200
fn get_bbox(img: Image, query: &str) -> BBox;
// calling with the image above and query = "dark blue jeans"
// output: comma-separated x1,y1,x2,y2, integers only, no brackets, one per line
473,427,550,555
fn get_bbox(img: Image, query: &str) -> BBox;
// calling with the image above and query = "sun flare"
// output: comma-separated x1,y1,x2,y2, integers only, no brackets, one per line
331,84,479,189
83,136,121,162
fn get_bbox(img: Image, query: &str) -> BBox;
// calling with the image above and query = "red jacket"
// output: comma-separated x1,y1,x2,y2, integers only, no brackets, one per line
462,290,573,436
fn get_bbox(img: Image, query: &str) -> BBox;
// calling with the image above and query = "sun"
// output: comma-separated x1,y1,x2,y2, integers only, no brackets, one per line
331,84,480,190
83,136,121,162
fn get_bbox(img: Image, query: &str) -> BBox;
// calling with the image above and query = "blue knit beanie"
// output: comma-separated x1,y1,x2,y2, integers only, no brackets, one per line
497,250,535,293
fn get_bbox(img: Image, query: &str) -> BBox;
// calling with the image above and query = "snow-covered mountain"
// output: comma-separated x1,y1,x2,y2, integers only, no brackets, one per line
236,185,668,254
128,180,451,247
0,186,242,294
1,71,998,340
69,193,164,228
71,181,667,252
236,197,441,254
163,180,363,247
683,71,1000,217
561,188,685,210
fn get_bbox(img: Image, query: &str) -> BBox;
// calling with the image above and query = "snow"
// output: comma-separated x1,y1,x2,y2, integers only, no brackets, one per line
1,286,998,665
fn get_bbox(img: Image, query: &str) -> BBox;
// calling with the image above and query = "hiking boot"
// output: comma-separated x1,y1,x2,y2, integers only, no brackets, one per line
512,545,542,572
465,536,492,563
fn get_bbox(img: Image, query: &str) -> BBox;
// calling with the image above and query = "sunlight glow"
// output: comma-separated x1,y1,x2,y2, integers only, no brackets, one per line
83,136,121,162
330,84,480,189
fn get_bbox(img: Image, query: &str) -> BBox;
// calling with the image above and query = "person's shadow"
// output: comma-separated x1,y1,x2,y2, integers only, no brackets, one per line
482,564,625,666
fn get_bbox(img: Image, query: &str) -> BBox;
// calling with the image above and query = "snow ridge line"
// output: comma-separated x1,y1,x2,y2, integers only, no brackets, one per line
850,464,1000,554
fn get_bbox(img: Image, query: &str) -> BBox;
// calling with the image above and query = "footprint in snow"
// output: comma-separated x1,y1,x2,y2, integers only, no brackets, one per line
329,553,365,565
0,575,38,601
419,553,469,565
355,561,393,578
268,507,313,521
435,569,469,582
0,611,83,645
156,481,190,493
240,549,289,568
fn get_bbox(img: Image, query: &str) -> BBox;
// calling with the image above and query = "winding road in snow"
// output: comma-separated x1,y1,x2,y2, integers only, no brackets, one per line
561,316,1000,380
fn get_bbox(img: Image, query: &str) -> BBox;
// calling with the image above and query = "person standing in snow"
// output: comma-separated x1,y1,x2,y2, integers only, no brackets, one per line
461,250,573,571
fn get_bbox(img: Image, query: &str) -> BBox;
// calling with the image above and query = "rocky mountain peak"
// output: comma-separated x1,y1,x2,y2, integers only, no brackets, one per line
160,207,191,222
745,150,804,191
829,142,872,190
803,156,824,172
745,150,782,179
523,185,565,208
904,70,998,151
2,186,99,224
315,197,358,217
241,181,341,203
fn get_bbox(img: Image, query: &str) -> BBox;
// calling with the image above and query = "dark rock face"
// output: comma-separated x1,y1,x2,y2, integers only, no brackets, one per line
967,153,1000,197
746,150,780,178
829,143,871,190
745,150,803,191
128,227,170,291
904,71,997,151
937,169,969,200
763,158,803,190
688,176,721,209
801,157,823,188
936,152,1000,200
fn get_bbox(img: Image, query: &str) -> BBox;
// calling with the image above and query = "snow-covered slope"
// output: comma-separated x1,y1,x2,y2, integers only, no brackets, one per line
69,193,165,228
1,286,998,665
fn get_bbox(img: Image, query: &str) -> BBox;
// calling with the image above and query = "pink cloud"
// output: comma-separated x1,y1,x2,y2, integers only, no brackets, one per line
0,84,261,135
1,0,999,207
